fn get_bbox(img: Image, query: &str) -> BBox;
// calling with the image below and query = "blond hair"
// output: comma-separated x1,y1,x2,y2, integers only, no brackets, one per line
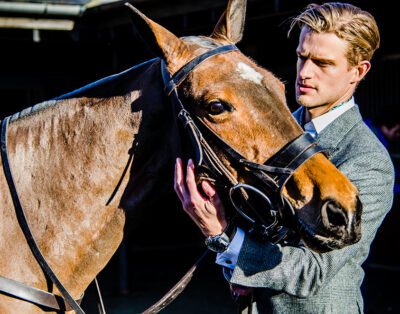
289,2,380,66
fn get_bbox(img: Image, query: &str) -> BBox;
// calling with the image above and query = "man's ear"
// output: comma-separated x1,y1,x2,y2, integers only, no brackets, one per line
351,60,371,84
125,3,189,71
210,0,247,43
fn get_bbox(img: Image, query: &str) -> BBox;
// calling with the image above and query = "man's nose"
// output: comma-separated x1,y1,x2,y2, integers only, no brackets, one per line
298,59,313,80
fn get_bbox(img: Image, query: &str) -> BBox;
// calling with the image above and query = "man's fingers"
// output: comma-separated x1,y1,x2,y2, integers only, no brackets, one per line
174,159,227,236
175,158,202,214
186,159,201,200
174,158,186,203
230,283,254,296
201,180,216,198
202,180,223,207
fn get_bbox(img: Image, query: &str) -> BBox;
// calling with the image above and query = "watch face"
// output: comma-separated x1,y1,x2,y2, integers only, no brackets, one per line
205,233,230,253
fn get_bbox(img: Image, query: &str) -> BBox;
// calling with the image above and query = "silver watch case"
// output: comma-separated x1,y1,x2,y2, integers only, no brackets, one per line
205,232,230,253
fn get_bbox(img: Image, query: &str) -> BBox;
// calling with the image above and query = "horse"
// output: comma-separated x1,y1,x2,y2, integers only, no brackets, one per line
0,0,362,312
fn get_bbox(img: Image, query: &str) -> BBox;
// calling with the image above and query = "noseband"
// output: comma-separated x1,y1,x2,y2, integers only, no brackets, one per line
161,44,325,241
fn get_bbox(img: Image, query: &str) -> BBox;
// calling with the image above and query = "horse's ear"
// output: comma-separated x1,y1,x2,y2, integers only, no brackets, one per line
211,0,247,43
125,3,188,69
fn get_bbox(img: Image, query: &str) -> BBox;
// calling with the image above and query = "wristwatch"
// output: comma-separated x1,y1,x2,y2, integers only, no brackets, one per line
205,225,237,253
205,232,230,253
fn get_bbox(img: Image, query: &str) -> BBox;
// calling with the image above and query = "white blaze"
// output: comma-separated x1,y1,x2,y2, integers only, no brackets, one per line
236,62,263,85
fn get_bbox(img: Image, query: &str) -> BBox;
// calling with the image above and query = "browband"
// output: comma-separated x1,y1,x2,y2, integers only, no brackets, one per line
164,44,238,95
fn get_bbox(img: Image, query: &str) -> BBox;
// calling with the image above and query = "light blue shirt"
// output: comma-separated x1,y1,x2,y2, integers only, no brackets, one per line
216,97,356,269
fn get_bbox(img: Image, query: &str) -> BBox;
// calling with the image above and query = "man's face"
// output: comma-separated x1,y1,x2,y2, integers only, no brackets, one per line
295,27,359,116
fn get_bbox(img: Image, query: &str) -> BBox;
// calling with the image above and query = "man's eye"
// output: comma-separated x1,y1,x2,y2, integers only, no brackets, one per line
315,60,330,67
206,101,231,115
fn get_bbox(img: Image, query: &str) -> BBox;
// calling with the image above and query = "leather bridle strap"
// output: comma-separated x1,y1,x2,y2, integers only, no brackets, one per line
0,275,83,311
241,132,325,190
161,48,244,190
142,250,209,314
1,116,85,314
194,117,325,191
161,44,238,170
164,44,238,95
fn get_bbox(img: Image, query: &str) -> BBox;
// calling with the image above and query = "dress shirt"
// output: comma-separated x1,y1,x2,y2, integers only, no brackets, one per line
303,97,355,138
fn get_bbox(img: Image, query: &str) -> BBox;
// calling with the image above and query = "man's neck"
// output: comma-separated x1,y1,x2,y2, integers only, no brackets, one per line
301,97,355,136
304,98,352,123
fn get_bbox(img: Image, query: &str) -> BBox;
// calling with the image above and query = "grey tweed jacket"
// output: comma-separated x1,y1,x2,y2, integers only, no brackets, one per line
230,105,395,314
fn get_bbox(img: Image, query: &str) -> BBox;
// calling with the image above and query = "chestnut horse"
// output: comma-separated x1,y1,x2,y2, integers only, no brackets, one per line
0,0,361,312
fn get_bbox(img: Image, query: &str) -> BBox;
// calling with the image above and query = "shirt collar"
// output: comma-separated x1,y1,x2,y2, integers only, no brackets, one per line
303,97,355,136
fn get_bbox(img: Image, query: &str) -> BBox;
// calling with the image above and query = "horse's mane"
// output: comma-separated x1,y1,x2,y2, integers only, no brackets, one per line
8,58,159,123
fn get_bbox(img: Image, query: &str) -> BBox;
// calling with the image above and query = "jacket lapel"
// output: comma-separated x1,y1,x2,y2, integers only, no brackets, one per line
292,106,304,126
292,105,363,157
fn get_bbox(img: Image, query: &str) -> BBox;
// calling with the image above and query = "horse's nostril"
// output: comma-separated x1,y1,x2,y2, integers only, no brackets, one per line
321,200,348,228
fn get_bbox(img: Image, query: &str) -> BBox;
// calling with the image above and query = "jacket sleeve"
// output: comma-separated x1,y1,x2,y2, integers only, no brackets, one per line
230,151,394,297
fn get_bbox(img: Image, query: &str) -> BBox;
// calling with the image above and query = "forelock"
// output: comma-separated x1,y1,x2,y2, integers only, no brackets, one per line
181,36,224,49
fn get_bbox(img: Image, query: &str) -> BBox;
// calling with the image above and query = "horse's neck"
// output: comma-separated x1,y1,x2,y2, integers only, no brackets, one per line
2,60,177,297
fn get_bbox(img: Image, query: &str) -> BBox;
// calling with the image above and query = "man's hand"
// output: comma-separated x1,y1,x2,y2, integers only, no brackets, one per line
230,283,254,297
174,158,227,236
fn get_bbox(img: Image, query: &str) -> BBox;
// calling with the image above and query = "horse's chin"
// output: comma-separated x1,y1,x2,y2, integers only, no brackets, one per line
296,217,361,253
301,233,347,253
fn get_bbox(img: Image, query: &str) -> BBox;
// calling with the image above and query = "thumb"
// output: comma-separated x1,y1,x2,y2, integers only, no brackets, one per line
201,180,217,199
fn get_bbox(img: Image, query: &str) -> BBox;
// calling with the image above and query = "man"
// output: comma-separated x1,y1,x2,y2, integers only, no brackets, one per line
174,3,394,313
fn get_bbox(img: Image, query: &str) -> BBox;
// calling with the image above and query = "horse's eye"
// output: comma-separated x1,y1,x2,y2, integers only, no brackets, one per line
207,101,230,115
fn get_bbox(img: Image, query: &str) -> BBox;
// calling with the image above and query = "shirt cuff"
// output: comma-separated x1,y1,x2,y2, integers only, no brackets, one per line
215,227,245,270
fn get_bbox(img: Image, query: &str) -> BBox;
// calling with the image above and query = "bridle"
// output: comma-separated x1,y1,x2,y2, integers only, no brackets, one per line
157,46,327,314
0,44,325,314
161,44,325,240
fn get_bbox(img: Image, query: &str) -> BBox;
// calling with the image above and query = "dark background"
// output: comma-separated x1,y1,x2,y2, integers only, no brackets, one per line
0,0,399,313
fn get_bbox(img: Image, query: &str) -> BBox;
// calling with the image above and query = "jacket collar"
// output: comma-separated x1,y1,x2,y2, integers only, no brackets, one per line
293,105,363,155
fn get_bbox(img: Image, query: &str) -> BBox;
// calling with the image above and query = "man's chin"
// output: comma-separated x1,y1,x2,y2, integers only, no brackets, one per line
296,96,313,108
296,95,323,109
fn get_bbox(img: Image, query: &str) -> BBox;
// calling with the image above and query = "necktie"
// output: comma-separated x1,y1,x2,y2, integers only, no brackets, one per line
304,121,318,139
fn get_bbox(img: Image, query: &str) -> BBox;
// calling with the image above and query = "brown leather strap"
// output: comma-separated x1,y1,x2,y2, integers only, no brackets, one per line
142,250,209,314
0,275,83,311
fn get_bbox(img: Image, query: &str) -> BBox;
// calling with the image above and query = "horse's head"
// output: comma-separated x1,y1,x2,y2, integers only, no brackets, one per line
126,0,362,252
